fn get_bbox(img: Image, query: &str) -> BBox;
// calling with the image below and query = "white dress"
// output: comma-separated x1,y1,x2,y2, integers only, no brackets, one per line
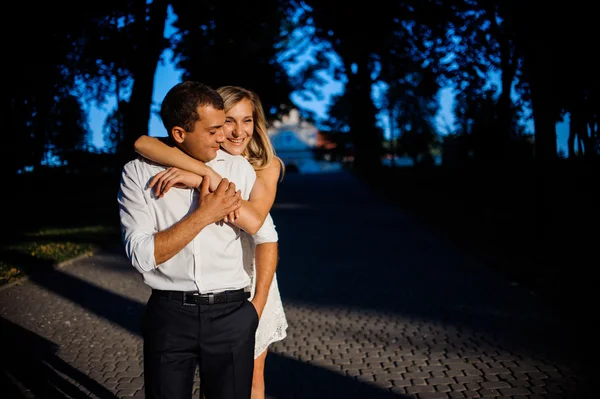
241,232,288,358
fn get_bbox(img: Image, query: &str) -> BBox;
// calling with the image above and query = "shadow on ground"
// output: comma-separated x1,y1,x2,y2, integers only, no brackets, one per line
0,316,118,399
1,261,413,399
265,353,407,399
1,169,596,398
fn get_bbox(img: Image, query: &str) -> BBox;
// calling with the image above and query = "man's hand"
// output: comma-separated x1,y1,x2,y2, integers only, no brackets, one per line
196,176,242,224
148,167,203,198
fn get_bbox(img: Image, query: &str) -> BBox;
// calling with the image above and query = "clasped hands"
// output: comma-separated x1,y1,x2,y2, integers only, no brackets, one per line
148,167,241,224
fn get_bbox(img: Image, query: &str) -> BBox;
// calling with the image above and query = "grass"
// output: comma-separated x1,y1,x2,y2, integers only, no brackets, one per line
1,170,123,287
0,225,120,286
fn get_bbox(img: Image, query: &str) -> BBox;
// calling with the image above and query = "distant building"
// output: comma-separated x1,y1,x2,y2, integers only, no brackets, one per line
267,109,345,173
268,109,318,172
313,130,353,163
268,109,317,150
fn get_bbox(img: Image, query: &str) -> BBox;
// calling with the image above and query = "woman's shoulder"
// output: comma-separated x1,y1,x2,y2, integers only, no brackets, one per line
272,156,285,174
275,156,285,182
256,157,283,183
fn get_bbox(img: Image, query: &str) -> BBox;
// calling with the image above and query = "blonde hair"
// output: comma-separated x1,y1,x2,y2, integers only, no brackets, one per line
217,86,283,176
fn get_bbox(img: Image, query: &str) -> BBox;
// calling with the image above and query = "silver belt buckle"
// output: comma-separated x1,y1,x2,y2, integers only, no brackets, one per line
182,292,197,306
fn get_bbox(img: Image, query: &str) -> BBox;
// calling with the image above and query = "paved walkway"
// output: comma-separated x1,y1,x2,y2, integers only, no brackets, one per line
0,170,593,398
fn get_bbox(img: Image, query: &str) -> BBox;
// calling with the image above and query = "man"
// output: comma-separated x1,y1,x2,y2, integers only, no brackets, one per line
117,81,278,399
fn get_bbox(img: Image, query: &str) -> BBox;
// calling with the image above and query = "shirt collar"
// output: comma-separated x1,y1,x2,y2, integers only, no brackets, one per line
206,149,227,168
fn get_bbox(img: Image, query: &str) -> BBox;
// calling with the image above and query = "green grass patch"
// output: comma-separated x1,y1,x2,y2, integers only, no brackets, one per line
0,225,120,286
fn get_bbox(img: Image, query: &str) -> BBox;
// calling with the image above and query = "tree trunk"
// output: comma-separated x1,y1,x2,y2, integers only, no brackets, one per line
568,114,576,158
344,53,381,173
490,3,517,161
528,66,557,162
118,0,168,167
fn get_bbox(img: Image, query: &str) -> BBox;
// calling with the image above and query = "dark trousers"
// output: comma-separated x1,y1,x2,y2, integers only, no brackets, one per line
142,292,259,399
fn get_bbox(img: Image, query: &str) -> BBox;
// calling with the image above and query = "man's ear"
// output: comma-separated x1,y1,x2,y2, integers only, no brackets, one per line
171,126,185,144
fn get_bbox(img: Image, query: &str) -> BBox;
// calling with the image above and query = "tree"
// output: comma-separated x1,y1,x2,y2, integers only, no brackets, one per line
288,0,456,172
117,0,169,167
170,0,294,119
2,0,149,173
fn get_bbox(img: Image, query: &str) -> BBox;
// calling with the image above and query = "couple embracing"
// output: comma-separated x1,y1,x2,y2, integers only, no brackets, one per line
118,81,288,399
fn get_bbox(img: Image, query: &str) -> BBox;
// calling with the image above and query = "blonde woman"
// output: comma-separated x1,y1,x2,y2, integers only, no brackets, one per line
134,85,287,399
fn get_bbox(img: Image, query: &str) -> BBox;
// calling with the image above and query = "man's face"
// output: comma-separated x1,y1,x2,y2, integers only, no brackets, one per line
179,105,226,162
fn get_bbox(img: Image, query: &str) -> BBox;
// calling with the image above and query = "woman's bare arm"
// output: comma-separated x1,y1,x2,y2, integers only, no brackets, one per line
134,135,281,234
247,158,281,224
134,135,222,191
247,161,282,317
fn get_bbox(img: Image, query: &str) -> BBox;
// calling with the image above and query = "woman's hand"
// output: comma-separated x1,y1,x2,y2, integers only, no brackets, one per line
224,209,240,224
148,167,203,198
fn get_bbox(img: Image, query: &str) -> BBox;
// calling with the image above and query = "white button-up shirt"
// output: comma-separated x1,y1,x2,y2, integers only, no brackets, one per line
117,150,278,293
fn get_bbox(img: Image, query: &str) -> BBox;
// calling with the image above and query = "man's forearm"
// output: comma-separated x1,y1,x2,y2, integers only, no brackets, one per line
154,209,213,265
253,242,278,316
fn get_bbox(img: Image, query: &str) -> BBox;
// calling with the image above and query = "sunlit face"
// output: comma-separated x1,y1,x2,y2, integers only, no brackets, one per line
177,105,226,163
221,98,254,156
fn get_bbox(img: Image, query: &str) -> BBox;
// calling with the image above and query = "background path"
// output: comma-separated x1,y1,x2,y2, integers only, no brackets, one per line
0,170,591,398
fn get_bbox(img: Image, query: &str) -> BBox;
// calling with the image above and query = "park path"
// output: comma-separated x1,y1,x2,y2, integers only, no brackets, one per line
0,169,592,399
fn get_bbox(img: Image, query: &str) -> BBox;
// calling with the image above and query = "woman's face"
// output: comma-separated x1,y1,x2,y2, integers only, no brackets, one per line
221,98,254,156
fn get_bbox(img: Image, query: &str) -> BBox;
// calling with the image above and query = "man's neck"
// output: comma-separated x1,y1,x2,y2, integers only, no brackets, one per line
205,150,220,165
166,137,218,163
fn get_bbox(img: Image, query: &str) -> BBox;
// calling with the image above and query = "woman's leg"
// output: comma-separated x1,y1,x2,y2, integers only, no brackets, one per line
251,349,268,399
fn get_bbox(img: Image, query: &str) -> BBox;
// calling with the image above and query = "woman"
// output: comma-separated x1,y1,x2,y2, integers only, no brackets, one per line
134,85,287,399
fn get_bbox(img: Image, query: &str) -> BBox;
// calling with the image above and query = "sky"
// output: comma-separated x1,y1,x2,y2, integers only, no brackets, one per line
87,8,570,155
87,47,345,147
87,60,570,155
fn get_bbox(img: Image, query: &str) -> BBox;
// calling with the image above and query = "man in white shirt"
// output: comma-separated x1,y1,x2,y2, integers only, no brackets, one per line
118,81,278,399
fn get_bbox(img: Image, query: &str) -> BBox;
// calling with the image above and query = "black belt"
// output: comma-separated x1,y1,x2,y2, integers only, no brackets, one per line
152,288,249,306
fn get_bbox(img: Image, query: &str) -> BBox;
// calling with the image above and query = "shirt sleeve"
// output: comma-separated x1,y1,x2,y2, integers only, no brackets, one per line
117,160,157,273
212,154,257,201
253,212,278,245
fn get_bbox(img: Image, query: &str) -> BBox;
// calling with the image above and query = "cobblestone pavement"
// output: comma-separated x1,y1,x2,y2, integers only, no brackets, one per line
0,171,593,399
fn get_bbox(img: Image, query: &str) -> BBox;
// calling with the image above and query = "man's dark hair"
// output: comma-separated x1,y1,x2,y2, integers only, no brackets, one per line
160,81,225,134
